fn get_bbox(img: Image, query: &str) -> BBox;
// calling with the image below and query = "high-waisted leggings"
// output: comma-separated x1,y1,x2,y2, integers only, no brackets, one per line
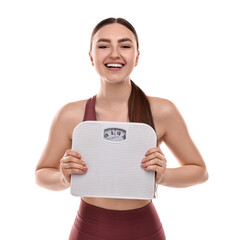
69,199,166,240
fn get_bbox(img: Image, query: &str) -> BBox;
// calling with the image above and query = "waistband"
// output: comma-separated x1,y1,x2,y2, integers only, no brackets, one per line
78,199,155,223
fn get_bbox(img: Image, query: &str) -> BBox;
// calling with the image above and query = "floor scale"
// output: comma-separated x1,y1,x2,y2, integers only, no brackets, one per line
71,121,157,200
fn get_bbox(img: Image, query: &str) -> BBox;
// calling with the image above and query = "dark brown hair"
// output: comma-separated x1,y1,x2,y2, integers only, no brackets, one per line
90,17,156,132
90,17,139,51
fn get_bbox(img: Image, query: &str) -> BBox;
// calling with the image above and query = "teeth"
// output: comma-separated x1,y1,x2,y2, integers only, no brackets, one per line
106,63,124,68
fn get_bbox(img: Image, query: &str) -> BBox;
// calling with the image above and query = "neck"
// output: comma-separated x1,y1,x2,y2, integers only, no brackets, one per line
97,78,132,107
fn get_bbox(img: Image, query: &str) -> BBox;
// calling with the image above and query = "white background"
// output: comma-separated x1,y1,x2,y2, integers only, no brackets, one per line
0,0,239,239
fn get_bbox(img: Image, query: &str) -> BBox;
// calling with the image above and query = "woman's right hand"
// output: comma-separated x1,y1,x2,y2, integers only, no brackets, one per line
60,149,88,184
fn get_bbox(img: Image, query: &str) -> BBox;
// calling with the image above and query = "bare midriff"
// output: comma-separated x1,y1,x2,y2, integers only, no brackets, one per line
82,197,152,210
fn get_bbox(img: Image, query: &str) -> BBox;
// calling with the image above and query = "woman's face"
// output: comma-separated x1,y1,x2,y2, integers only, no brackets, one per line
89,23,140,84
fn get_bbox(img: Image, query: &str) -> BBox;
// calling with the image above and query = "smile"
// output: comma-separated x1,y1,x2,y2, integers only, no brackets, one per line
104,62,125,71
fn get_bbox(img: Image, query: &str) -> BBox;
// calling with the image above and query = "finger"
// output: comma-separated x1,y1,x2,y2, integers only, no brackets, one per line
61,156,86,165
145,146,164,156
142,152,165,163
64,149,81,159
66,168,87,175
142,159,166,168
143,165,157,171
144,164,165,172
61,162,87,170
147,153,166,163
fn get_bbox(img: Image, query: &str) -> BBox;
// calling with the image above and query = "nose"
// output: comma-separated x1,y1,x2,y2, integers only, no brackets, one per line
110,46,120,59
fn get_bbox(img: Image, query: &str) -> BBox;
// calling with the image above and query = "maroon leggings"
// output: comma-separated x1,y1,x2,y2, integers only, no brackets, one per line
69,199,166,240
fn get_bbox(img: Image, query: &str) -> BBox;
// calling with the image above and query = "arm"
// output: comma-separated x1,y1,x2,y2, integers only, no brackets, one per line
35,168,70,191
160,100,208,187
160,165,208,188
35,105,72,191
35,104,87,191
143,99,208,188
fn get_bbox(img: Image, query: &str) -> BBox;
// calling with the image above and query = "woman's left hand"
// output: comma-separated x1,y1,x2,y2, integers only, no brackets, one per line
141,146,167,184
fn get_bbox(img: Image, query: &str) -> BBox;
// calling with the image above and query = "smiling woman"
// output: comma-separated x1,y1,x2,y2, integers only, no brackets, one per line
89,20,140,85
35,17,208,240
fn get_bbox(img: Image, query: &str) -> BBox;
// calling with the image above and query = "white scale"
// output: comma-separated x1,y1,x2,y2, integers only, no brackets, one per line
71,121,157,200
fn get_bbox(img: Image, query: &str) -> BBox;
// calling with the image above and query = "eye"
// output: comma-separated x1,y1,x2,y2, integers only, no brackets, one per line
121,45,131,48
98,45,108,49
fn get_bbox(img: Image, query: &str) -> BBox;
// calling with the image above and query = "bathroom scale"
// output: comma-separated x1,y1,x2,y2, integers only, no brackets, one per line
70,121,157,200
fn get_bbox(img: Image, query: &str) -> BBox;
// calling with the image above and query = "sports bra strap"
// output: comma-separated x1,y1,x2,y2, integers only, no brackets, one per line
82,95,97,121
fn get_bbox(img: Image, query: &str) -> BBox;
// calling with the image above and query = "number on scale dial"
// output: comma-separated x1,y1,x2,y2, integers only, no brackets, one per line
103,128,126,142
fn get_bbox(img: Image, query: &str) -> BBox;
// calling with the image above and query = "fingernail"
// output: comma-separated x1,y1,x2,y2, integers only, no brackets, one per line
141,158,146,163
83,167,88,170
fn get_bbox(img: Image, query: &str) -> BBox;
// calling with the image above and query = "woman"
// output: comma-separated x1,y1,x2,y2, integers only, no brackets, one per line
35,17,208,240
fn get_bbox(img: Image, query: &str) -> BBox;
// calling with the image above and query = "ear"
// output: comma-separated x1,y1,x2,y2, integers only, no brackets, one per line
135,51,140,67
89,51,94,66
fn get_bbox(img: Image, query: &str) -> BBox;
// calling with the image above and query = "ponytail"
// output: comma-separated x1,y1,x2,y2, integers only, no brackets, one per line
128,80,156,132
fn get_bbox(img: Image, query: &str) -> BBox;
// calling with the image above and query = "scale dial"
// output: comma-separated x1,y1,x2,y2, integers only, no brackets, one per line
103,128,126,142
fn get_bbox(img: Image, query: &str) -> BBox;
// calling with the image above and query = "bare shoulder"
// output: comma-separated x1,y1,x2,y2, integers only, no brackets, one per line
58,99,87,119
53,98,88,139
147,96,178,121
147,96,180,144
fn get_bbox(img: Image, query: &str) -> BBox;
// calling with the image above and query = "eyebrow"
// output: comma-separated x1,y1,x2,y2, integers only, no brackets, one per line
96,38,133,43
